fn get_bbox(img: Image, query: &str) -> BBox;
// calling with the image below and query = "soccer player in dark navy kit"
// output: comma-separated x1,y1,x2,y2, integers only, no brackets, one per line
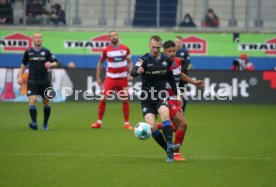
17,32,59,131
174,36,191,112
131,35,180,162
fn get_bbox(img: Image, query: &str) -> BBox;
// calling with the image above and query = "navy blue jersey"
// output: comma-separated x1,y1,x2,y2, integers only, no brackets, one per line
22,47,57,83
176,47,190,71
131,53,177,97
176,47,190,87
176,47,190,61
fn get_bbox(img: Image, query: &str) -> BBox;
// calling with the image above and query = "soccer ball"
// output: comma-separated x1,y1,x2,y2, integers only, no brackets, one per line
134,122,152,140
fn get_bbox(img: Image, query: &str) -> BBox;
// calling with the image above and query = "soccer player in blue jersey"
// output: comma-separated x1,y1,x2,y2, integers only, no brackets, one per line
131,35,180,162
17,32,59,130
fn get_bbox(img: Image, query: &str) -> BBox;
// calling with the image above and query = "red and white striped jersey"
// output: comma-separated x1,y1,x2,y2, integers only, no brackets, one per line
100,44,131,79
166,57,182,99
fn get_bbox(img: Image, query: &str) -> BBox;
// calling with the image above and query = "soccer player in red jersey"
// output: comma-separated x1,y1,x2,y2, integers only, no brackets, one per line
91,31,133,130
161,40,204,160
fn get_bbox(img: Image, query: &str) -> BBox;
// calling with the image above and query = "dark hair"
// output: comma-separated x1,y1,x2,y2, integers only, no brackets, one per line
207,8,214,13
175,35,183,40
163,40,175,49
150,35,162,43
109,30,118,37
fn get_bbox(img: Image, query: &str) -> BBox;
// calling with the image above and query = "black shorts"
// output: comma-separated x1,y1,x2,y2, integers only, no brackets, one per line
141,99,168,117
27,81,52,98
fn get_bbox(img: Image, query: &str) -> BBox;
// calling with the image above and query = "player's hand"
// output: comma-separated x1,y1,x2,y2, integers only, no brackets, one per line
97,77,102,86
45,62,53,69
128,74,133,81
17,76,22,85
137,67,144,74
194,80,205,87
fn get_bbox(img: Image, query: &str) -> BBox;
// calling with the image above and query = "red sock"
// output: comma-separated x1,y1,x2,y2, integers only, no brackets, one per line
174,129,186,146
98,100,106,121
122,101,129,123
157,123,162,129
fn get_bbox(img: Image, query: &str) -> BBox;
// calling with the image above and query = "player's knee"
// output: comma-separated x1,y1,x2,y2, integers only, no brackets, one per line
42,99,50,106
160,113,170,121
158,108,170,120
29,98,37,105
151,124,158,132
179,120,187,131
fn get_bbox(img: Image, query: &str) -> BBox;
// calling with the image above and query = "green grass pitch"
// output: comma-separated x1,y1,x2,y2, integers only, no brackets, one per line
0,102,275,187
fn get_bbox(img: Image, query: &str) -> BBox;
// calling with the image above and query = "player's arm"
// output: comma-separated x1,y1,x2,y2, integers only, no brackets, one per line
130,58,144,77
126,48,133,80
18,50,29,85
45,51,60,68
96,49,106,85
127,57,133,80
180,72,205,87
17,64,27,85
45,61,59,68
96,60,104,85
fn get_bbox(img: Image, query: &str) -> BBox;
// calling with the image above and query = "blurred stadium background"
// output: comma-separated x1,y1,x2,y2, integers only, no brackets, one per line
7,0,276,29
0,0,276,187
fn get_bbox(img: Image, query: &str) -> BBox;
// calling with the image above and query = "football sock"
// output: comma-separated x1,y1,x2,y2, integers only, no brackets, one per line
157,122,162,129
174,129,186,153
122,101,129,123
152,130,167,151
98,100,106,122
29,105,37,123
43,105,51,124
162,120,173,144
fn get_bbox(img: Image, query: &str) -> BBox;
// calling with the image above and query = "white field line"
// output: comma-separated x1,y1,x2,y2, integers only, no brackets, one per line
0,153,273,160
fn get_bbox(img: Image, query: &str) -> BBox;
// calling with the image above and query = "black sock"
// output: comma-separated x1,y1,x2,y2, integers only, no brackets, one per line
29,106,37,123
43,106,51,124
162,120,173,144
152,130,167,151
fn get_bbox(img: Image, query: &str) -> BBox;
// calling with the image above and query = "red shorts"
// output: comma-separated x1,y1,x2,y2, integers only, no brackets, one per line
102,78,129,97
168,99,182,119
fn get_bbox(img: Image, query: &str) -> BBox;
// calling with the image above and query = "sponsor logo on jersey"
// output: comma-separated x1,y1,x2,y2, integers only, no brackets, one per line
135,60,143,67
142,107,148,112
182,35,207,55
64,34,110,53
162,61,168,67
0,33,32,52
30,57,46,61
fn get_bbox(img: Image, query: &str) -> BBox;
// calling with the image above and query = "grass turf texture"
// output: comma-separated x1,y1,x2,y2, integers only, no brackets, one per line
0,102,275,187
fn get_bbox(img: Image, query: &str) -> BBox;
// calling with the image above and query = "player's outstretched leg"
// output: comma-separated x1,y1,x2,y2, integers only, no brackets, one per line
151,130,167,151
145,113,168,159
158,106,180,162
172,112,188,161
91,100,106,129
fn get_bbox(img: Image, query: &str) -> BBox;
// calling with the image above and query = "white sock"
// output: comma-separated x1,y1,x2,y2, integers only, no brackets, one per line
97,120,102,124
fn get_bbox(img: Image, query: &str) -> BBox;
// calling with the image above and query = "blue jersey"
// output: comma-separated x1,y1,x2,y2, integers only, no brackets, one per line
131,53,177,97
22,47,57,83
